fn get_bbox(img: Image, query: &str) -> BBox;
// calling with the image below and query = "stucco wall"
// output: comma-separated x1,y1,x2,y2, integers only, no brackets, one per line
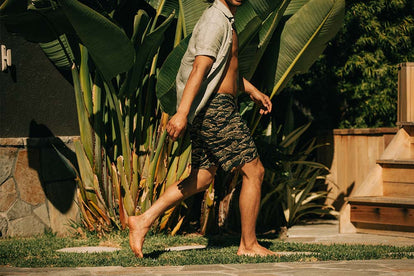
0,23,79,138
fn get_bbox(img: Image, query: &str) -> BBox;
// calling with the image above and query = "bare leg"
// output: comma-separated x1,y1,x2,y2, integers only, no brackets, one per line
237,158,278,256
129,167,216,257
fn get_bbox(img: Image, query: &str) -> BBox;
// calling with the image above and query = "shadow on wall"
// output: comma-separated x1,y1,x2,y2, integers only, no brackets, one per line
333,182,355,211
27,120,78,214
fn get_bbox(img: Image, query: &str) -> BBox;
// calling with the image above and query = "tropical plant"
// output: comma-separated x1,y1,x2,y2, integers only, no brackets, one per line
258,121,336,229
0,0,345,234
1,0,191,233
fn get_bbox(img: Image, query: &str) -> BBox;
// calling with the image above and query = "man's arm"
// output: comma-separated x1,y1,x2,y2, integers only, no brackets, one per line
167,55,214,140
241,77,272,115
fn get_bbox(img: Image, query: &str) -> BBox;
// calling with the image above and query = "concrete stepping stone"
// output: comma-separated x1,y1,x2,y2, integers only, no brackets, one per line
56,246,121,253
165,245,207,251
277,251,317,256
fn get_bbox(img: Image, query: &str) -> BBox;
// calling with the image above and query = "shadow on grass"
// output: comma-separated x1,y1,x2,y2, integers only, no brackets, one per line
142,234,276,259
145,250,168,259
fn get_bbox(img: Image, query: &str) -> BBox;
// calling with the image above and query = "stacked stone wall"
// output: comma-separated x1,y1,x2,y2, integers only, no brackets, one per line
0,137,79,237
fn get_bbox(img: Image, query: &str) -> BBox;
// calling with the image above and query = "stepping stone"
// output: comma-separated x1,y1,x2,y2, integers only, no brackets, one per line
56,246,121,253
165,245,207,251
277,251,317,256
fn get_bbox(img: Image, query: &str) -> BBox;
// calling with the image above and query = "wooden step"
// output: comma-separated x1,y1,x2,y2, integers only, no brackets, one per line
383,182,414,197
377,159,414,167
377,160,414,193
348,196,414,234
348,196,414,206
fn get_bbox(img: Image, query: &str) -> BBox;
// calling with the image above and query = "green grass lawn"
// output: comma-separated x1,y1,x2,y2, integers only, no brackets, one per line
1,231,413,267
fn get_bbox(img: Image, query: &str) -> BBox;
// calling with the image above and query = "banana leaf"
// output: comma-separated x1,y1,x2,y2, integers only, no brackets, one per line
283,0,310,17
39,34,75,69
117,156,135,216
72,64,94,164
57,0,135,82
235,0,282,31
179,0,210,36
79,46,93,126
262,0,345,98
0,8,75,43
147,0,178,18
120,10,175,97
92,75,105,192
156,34,190,115
74,141,99,206
242,0,291,80
0,0,27,14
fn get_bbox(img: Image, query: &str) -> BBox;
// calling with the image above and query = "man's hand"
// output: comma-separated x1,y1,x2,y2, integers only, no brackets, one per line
166,112,188,141
249,90,272,115
242,78,272,115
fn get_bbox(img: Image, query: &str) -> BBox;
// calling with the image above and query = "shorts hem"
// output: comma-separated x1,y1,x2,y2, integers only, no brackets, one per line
221,152,259,172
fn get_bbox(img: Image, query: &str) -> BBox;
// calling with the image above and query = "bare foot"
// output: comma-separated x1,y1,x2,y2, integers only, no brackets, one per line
237,242,279,257
128,215,151,258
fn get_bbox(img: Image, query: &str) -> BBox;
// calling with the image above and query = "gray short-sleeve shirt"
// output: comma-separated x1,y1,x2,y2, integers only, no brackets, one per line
176,0,234,123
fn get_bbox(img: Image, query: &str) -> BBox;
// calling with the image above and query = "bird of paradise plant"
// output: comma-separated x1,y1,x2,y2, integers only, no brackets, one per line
0,0,344,234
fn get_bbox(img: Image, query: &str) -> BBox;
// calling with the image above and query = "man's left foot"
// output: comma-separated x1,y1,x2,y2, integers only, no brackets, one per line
128,215,150,258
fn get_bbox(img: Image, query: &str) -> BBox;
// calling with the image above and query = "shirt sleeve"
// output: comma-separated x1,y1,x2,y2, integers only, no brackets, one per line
193,20,226,60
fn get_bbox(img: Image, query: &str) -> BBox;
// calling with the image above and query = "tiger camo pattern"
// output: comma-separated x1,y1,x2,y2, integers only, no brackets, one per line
189,93,258,172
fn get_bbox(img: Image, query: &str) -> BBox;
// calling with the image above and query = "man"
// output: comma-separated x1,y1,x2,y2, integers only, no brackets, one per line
129,0,275,258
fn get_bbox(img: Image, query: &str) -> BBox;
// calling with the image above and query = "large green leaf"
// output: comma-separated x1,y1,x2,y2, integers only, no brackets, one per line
0,8,75,43
156,35,190,115
239,0,291,79
147,0,210,41
0,0,27,14
261,0,345,99
119,9,150,97
283,0,309,17
120,10,175,97
57,0,134,81
74,140,98,205
39,34,75,69
72,63,93,164
148,0,208,34
179,0,210,36
235,0,283,31
147,0,178,18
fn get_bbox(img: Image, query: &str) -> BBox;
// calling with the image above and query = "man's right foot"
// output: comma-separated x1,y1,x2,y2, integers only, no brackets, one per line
237,242,279,257
128,215,150,258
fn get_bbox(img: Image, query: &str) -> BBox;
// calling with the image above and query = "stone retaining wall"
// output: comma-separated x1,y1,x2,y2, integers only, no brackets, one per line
0,137,80,237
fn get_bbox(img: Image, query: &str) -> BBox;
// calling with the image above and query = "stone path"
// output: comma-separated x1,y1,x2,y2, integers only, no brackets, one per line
1,259,413,275
1,220,414,275
284,220,414,246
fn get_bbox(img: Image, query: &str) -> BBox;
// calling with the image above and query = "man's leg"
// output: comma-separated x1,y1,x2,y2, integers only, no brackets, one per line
237,158,277,256
129,167,216,257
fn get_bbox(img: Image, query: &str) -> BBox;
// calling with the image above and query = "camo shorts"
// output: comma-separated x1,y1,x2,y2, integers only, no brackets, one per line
189,93,258,172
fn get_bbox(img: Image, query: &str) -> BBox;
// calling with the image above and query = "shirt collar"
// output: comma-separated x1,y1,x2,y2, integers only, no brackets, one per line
213,0,235,24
